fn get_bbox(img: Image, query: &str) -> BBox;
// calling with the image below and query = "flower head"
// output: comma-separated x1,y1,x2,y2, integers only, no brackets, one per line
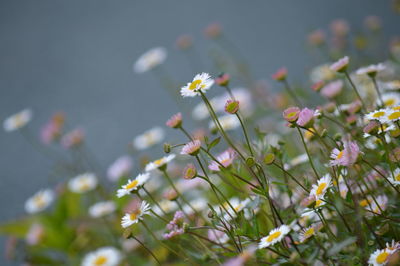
81,246,122,266
145,154,176,172
208,148,237,171
320,80,343,99
216,73,230,86
133,47,167,73
133,127,165,151
272,67,287,81
181,73,214,97
225,100,240,114
368,248,394,266
175,35,192,50
365,109,390,123
89,201,116,218
3,109,32,132
299,225,317,243
283,107,300,122
310,174,332,199
388,168,400,186
330,141,361,166
25,189,54,214
258,225,290,249
61,128,84,148
356,63,385,77
183,163,197,179
297,108,315,127
68,173,98,193
166,113,182,129
117,173,150,198
181,139,201,156
121,201,151,228
107,156,133,182
330,56,349,73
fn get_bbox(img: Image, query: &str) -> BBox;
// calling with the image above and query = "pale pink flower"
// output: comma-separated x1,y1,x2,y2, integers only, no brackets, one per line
107,156,133,182
297,108,315,127
330,19,350,36
208,148,237,171
166,113,182,129
330,56,349,73
320,80,343,99
272,67,287,81
330,141,361,166
163,211,185,239
216,73,230,86
181,139,201,156
283,107,300,122
61,128,84,148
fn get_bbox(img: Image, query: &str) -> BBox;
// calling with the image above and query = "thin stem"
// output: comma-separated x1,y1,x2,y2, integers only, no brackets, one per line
296,126,320,179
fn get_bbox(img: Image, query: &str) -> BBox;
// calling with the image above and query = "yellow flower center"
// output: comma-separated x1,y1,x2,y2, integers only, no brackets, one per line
315,199,323,207
130,210,141,221
220,158,230,165
94,255,108,266
336,150,344,159
154,159,164,165
385,98,396,106
376,251,389,264
359,199,370,207
189,80,204,91
372,111,385,118
396,174,400,182
394,106,400,111
266,231,281,242
304,227,314,237
316,183,327,196
388,111,400,120
79,180,90,191
287,112,298,119
33,196,45,208
126,180,139,190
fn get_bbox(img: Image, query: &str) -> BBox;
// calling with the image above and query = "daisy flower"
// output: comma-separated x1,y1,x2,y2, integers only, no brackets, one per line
181,73,214,97
258,225,290,249
283,107,300,122
107,156,133,182
299,225,316,243
382,108,400,123
330,56,349,73
181,139,201,156
320,80,343,99
25,189,54,214
329,141,361,166
297,108,316,127
365,109,390,122
145,154,176,172
88,201,116,218
368,248,394,266
208,148,237,171
68,173,98,193
133,47,167,73
3,109,32,132
388,168,400,186
166,112,182,129
121,201,151,228
208,229,230,244
222,198,250,220
356,63,385,77
209,115,240,132
117,173,150,198
133,127,165,151
381,93,400,108
365,195,388,215
310,174,332,199
81,246,122,266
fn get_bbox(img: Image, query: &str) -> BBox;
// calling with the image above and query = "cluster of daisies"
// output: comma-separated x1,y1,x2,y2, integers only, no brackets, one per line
3,16,400,266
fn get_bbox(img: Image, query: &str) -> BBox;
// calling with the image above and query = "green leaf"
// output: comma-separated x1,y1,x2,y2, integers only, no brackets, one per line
207,137,221,151
0,217,33,237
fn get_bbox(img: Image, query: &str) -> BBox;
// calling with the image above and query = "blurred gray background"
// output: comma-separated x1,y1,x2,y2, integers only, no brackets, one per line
0,0,399,264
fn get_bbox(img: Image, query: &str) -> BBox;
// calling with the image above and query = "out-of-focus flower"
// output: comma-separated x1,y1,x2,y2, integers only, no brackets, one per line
133,47,167,73
181,139,201,156
81,246,122,266
222,246,257,266
3,109,32,132
175,35,193,50
299,225,316,243
204,22,222,39
308,29,325,46
330,141,361,166
311,81,324,92
145,154,176,172
330,56,349,73
320,80,343,99
388,168,400,186
310,174,332,200
153,200,178,216
25,189,54,214
297,108,315,127
356,63,385,77
121,201,151,228
258,225,290,249
368,248,394,266
216,73,230,87
209,115,240,132
310,64,336,83
222,198,250,220
163,211,185,239
181,73,214,97
107,156,133,182
225,100,240,114
208,229,229,244
208,148,237,171
89,201,116,218
61,128,85,148
364,15,381,31
25,223,44,246
272,67,287,81
330,19,350,36
364,195,388,215
68,173,98,193
133,126,164,151
283,106,300,123
40,112,65,144
365,109,390,123
381,80,400,91
381,93,400,108
183,163,197,179
117,173,150,198
166,113,182,129
383,108,400,123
